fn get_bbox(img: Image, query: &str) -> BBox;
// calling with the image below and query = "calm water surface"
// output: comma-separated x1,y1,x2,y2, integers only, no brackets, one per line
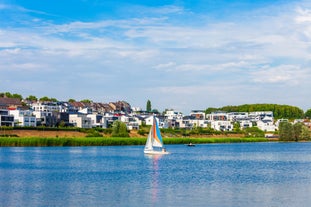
1,142,311,207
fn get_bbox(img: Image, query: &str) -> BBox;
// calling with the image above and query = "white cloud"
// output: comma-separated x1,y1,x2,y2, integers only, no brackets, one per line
251,65,310,85
1,1,311,112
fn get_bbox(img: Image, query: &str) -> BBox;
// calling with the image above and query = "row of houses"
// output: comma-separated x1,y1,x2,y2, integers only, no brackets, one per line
0,97,308,132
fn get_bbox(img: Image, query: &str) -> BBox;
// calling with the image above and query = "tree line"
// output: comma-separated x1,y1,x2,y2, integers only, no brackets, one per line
0,92,91,103
205,104,310,119
278,122,311,141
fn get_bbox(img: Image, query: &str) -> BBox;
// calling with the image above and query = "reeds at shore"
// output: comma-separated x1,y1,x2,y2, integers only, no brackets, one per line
0,137,269,147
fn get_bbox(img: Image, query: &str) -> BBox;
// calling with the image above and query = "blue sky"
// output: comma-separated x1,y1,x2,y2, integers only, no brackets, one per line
1,0,311,113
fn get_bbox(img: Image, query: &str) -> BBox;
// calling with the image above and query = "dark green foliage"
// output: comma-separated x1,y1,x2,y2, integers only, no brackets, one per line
68,99,76,103
301,126,311,141
305,109,311,119
0,92,23,100
25,95,38,101
244,127,265,138
0,134,18,137
80,99,92,103
111,121,129,137
279,122,311,141
146,100,151,112
85,129,102,137
292,123,303,142
279,122,293,141
137,128,148,136
39,96,58,102
206,104,304,119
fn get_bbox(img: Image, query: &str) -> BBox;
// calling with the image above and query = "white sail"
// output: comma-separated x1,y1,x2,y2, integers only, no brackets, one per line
144,128,153,151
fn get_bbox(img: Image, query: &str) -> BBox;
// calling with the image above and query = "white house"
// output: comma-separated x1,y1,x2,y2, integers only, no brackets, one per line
9,109,36,127
69,114,92,128
208,112,228,121
0,109,14,126
238,120,253,129
164,110,183,120
227,112,249,121
79,107,92,114
120,115,140,130
256,119,276,132
31,102,60,112
249,111,273,122
210,121,233,131
179,116,208,129
87,114,104,128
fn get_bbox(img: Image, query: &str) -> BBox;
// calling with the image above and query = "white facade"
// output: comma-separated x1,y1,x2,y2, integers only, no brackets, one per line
249,111,273,121
31,102,60,112
119,115,140,130
179,118,208,128
69,114,92,128
239,120,253,129
256,120,276,132
210,121,233,131
208,112,228,121
79,108,92,114
33,111,53,119
145,116,155,126
227,112,249,121
164,110,183,120
87,114,104,128
9,109,36,127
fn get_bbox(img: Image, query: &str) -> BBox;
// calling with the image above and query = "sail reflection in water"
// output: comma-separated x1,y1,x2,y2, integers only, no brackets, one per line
145,154,162,204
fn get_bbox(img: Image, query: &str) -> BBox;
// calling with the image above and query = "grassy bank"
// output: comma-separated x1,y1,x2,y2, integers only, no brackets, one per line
0,137,270,147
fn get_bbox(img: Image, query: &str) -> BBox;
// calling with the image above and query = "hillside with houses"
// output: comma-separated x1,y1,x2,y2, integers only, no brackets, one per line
1,96,311,137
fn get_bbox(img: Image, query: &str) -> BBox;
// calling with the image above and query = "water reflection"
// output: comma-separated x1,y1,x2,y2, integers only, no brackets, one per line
145,154,163,205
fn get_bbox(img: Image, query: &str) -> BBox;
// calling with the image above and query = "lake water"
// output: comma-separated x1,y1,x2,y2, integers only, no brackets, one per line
1,142,311,207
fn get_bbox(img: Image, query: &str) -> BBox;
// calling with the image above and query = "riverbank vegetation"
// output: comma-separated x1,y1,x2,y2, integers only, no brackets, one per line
0,137,269,147
278,122,311,141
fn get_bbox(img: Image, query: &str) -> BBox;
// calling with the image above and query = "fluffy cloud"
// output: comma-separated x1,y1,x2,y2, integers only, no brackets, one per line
1,1,311,112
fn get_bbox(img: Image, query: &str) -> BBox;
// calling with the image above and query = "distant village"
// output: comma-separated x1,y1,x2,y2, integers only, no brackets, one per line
0,97,310,134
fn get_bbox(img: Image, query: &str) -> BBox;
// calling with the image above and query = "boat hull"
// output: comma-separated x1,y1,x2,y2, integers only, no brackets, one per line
144,150,170,155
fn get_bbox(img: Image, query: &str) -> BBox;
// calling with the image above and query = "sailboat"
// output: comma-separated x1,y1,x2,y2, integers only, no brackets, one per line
144,117,169,155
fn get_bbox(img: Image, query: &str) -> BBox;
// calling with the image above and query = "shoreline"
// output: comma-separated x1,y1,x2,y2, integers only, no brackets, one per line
0,137,272,147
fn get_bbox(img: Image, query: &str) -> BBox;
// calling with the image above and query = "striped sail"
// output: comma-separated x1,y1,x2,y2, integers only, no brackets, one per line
151,117,163,148
144,117,163,151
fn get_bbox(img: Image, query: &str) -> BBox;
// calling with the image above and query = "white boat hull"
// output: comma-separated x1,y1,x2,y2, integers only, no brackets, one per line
144,150,170,155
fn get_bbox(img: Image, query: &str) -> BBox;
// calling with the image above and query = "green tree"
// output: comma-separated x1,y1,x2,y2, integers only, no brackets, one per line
5,92,12,98
11,93,23,100
233,122,241,132
205,104,304,119
305,109,311,119
1,92,22,100
81,99,92,103
50,98,58,102
111,121,129,137
26,95,38,101
292,122,303,141
146,100,151,112
39,96,51,102
301,125,311,141
279,122,293,141
68,99,76,103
